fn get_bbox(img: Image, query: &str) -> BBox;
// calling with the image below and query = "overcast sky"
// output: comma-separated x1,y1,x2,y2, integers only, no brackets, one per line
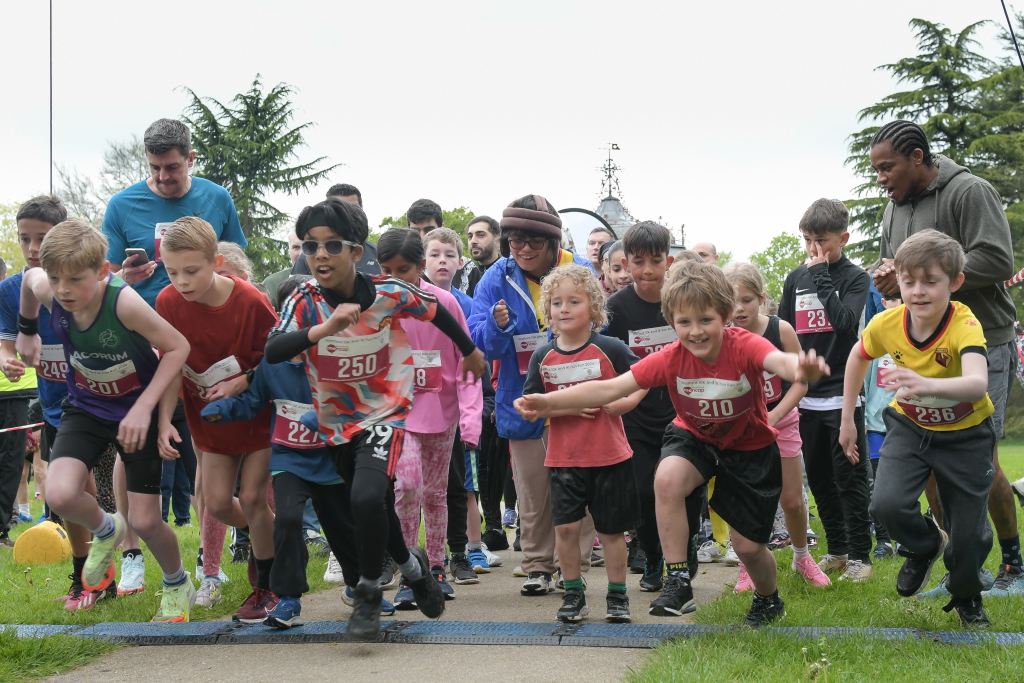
0,1,1011,259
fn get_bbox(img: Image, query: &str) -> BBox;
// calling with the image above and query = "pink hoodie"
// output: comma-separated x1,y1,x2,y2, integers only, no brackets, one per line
400,279,483,447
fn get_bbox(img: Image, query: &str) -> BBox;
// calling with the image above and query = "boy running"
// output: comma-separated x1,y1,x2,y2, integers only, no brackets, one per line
15,220,194,622
840,230,996,627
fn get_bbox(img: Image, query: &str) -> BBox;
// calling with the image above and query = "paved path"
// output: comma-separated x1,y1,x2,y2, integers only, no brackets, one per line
55,548,737,683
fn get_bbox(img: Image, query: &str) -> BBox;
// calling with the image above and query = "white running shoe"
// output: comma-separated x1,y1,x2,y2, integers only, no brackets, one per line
722,542,740,567
696,540,727,564
194,577,223,608
118,553,145,595
324,551,344,583
480,543,502,567
218,567,230,584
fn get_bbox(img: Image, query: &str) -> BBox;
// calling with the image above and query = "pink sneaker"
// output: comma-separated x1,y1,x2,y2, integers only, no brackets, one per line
733,563,753,593
793,554,832,587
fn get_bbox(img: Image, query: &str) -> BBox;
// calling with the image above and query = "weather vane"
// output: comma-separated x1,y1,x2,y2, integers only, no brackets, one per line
599,143,623,201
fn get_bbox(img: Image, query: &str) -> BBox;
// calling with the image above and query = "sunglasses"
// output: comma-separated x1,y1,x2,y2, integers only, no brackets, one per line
301,239,360,257
507,236,550,250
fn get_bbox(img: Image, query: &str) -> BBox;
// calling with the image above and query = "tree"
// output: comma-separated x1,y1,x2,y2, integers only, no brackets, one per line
0,202,27,274
376,206,477,255
182,75,341,279
749,233,806,300
100,134,149,198
55,164,105,228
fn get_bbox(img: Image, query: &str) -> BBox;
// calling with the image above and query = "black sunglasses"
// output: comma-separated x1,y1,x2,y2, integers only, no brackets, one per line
301,239,360,257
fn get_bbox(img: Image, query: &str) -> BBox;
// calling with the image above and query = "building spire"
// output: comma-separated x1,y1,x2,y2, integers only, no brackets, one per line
599,143,622,201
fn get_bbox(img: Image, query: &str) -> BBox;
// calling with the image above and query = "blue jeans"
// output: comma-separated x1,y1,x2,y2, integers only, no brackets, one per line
160,411,197,524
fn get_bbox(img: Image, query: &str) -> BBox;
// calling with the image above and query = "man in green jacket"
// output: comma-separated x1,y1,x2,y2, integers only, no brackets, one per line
870,120,1021,598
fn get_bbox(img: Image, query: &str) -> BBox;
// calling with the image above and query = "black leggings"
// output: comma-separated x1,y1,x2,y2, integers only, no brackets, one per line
446,431,467,555
477,417,506,531
349,468,411,580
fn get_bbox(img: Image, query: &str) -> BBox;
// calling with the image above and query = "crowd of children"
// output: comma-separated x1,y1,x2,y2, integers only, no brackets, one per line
2,118,1022,637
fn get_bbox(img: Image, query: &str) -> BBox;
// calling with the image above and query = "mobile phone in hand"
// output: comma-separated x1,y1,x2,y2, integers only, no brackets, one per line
125,248,149,266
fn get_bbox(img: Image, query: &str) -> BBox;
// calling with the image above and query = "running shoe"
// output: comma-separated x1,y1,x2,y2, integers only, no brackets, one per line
555,572,587,591
407,547,445,618
743,592,785,628
482,528,510,551
792,555,831,587
946,594,990,628
348,581,383,642
767,532,791,551
305,531,330,558
512,566,527,577
342,586,396,615
265,596,304,629
593,535,602,550
467,547,491,574
231,541,251,565
324,552,344,583
696,540,727,564
521,572,555,596
839,559,874,583
734,563,753,593
1010,477,1024,508
502,508,518,529
983,564,1024,598
649,574,696,616
151,574,197,623
816,554,848,574
556,589,589,622
605,592,631,623
33,513,49,524
195,577,223,608
591,551,605,567
629,546,647,575
722,543,740,567
117,553,145,595
17,512,33,524
82,512,126,591
65,581,116,611
873,541,895,561
896,529,946,596
380,552,398,589
917,570,995,599
433,564,457,597
639,557,664,592
450,553,478,585
480,542,502,567
513,527,521,552
232,587,278,624
393,579,416,610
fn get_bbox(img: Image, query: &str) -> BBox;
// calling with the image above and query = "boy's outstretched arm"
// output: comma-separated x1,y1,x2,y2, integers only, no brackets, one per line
839,345,871,465
881,353,988,403
762,349,830,385
14,269,56,366
515,371,641,421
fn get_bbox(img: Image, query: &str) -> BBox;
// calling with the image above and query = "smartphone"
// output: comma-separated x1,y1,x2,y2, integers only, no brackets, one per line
125,248,149,266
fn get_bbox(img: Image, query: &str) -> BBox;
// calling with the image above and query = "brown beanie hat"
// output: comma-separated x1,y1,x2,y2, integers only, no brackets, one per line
499,195,562,240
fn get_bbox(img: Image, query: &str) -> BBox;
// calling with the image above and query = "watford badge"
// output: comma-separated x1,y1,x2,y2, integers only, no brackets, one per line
934,348,950,368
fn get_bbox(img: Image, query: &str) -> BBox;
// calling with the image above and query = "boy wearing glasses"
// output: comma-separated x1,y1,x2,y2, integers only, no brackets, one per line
265,198,486,641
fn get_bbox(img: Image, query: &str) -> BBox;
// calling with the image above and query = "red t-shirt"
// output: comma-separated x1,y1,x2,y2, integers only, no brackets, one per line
630,327,778,451
156,276,277,453
523,333,637,468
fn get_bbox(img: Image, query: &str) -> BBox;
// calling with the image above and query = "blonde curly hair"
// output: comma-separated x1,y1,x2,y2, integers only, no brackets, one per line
539,264,608,333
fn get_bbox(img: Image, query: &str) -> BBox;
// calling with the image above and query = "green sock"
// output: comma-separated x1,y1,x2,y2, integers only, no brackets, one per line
563,577,585,591
608,581,627,594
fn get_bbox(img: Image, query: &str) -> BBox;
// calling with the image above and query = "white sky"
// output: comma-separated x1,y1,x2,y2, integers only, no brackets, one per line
0,1,1010,259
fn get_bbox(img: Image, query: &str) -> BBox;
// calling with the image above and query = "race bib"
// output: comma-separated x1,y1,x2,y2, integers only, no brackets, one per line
317,327,390,383
182,356,243,403
71,357,142,398
271,399,322,450
762,370,782,403
675,375,754,440
541,359,602,391
897,394,975,427
513,332,547,375
39,344,68,384
876,354,897,388
795,293,833,334
629,326,675,358
411,350,442,393
154,222,174,263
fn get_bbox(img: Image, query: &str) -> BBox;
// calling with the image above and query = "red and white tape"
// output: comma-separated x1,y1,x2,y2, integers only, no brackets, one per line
1006,266,1024,289
0,422,44,434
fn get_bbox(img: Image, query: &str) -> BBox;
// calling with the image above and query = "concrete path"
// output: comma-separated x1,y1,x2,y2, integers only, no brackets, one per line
55,548,737,683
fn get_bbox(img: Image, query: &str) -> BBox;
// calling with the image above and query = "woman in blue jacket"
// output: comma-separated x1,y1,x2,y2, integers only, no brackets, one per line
467,194,598,596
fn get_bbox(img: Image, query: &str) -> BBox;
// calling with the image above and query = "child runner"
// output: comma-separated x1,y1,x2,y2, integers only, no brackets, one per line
840,230,996,627
600,240,631,295
377,228,483,602
515,262,829,626
15,219,194,621
523,264,644,622
266,198,485,640
157,217,278,623
723,262,830,590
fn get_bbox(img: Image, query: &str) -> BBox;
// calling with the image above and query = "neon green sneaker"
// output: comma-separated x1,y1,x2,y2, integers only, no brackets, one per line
152,572,198,623
82,512,126,591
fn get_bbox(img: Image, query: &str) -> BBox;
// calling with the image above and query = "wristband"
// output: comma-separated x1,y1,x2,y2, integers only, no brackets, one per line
17,314,38,336
245,368,256,385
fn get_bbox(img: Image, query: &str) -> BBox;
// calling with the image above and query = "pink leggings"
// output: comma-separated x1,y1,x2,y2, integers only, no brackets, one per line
394,424,458,568
202,480,276,580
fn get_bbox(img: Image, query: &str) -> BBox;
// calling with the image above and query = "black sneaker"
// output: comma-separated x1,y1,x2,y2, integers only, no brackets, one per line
347,581,383,642
744,592,785,628
450,553,478,585
591,551,605,567
629,546,647,575
896,526,948,597
305,532,330,558
556,589,589,622
231,542,251,565
639,557,665,592
406,547,445,618
0,532,13,548
482,527,510,551
944,595,991,629
513,527,521,552
380,552,398,589
648,574,696,616
873,541,894,561
605,592,631,622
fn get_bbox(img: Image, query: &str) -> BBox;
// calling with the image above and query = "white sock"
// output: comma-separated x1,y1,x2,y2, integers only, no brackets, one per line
397,554,423,582
19,503,30,516
792,545,809,561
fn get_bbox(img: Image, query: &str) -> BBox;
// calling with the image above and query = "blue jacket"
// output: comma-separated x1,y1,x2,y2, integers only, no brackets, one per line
201,358,338,484
467,252,595,440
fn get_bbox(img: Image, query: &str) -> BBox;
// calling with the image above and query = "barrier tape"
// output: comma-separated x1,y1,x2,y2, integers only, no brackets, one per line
1006,266,1024,289
0,422,44,434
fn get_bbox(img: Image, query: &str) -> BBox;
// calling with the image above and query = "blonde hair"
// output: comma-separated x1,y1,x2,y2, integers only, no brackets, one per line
895,229,965,282
539,264,608,333
722,262,766,300
161,216,218,261
661,261,735,323
39,219,108,274
217,241,253,280
423,227,464,255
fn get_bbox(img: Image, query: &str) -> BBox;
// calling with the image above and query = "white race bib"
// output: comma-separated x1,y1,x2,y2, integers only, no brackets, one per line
513,332,547,375
183,356,243,403
540,359,602,391
629,326,675,358
71,357,142,397
411,350,442,393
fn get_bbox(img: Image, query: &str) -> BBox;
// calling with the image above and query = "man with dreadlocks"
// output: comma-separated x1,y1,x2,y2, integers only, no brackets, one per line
870,120,1021,599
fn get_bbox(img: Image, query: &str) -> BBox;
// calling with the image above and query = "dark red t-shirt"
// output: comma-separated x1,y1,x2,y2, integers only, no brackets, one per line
630,327,778,451
524,332,637,467
156,276,277,453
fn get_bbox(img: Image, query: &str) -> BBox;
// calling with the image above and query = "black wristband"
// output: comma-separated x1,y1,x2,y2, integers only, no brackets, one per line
17,314,38,336
245,368,256,385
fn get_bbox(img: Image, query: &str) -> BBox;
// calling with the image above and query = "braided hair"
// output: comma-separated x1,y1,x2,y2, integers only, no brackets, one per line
870,120,933,167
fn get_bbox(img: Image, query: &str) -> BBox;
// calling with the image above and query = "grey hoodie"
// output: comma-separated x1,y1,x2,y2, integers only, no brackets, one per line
879,154,1017,346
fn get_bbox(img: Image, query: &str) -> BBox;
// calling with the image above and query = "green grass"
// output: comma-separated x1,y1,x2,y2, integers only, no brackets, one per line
631,440,1024,681
0,630,117,683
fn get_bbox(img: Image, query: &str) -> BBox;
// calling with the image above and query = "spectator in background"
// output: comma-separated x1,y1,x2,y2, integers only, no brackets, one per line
407,199,480,296
291,183,380,277
692,242,720,264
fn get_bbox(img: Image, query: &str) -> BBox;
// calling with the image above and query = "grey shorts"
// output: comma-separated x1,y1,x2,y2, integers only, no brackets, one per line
987,342,1017,439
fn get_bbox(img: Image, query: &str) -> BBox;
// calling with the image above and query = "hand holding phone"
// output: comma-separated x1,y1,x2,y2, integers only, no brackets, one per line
125,248,149,266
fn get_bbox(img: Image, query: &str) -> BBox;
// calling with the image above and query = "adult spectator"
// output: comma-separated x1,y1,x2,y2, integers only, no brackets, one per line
291,183,380,276
467,215,501,272
585,226,614,271
870,120,1022,596
407,198,480,295
692,241,720,264
262,232,303,304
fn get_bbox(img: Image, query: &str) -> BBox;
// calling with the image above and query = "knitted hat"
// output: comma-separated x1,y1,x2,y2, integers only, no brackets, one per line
499,195,562,240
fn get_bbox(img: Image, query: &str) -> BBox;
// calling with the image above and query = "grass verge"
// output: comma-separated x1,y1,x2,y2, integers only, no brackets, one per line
0,630,117,683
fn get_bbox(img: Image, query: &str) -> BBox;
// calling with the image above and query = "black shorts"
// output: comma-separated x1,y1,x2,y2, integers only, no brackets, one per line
550,459,641,534
327,424,405,483
659,424,781,544
50,402,163,495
